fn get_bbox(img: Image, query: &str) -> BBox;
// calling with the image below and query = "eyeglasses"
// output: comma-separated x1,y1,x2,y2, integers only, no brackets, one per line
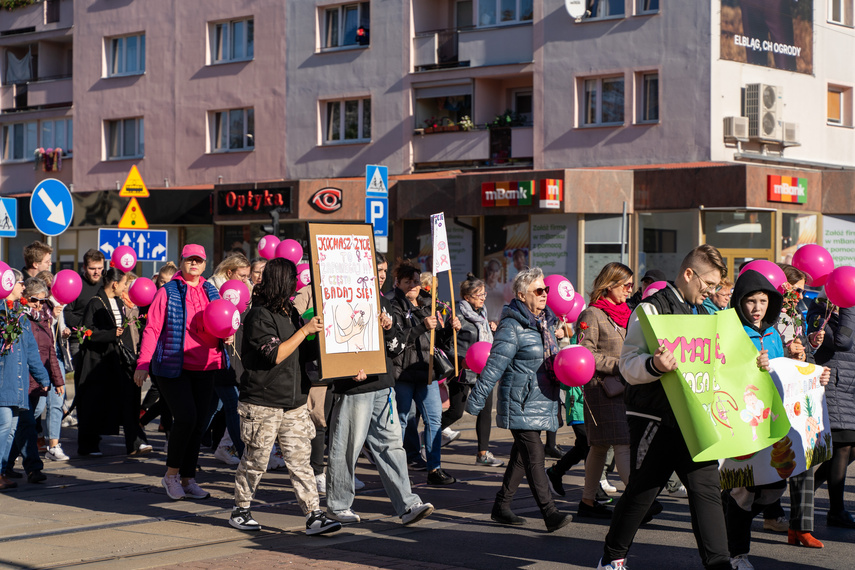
470,292,487,299
717,289,733,297
793,287,805,296
28,297,46,304
184,258,205,265
691,268,723,294
619,282,634,291
530,286,550,296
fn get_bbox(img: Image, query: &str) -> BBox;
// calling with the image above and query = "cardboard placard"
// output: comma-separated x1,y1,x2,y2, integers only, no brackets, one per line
308,222,386,380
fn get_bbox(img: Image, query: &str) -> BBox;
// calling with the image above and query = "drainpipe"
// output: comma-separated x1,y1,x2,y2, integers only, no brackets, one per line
620,201,627,265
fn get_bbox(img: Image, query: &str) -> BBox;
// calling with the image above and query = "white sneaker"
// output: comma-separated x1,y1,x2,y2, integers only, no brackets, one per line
354,475,365,491
267,444,286,471
215,445,241,465
668,485,688,498
326,508,361,523
46,444,70,461
229,507,261,531
306,510,342,535
597,558,628,570
401,501,434,525
316,473,327,495
181,478,210,499
730,554,754,569
131,443,153,456
61,414,78,428
600,478,617,494
441,427,460,447
162,474,185,500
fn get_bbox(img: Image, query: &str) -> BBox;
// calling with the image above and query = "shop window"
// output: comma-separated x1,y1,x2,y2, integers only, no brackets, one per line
1,121,37,162
703,211,772,250
210,17,254,63
587,0,625,19
781,213,818,263
324,98,371,143
323,2,370,49
106,117,144,159
477,0,533,26
636,0,658,14
210,108,254,152
107,33,145,76
828,85,852,127
638,212,693,279
829,0,854,26
637,72,659,123
581,75,625,126
584,214,625,297
41,118,72,156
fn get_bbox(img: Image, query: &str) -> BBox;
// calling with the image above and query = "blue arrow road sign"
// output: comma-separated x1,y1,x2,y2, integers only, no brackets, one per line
365,197,388,237
365,165,388,197
30,178,73,236
98,229,168,262
0,197,17,238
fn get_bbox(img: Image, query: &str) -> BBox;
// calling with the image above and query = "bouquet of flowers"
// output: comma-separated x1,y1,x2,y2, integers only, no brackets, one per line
0,298,30,356
72,327,93,345
780,282,804,338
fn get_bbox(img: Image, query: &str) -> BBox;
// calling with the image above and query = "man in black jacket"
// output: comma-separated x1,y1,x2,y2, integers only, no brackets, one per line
63,249,105,366
325,254,435,526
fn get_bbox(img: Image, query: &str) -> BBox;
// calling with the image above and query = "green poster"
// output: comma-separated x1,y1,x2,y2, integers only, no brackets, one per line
637,308,790,462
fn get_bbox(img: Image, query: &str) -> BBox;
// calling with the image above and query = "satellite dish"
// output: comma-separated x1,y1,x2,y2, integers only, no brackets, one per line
565,0,586,19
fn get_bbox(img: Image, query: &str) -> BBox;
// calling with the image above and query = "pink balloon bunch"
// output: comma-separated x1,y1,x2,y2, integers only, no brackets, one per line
53,270,82,305
465,341,492,374
203,299,241,338
276,239,303,264
792,244,834,287
553,345,596,387
563,293,586,324
257,235,280,260
740,260,787,293
128,277,157,307
220,279,250,313
643,280,668,299
824,266,855,309
296,263,311,291
0,261,15,299
112,245,137,272
544,275,576,317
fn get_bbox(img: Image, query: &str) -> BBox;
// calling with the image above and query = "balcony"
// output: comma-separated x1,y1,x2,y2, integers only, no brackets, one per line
412,126,533,166
0,74,71,112
0,0,72,35
414,24,533,71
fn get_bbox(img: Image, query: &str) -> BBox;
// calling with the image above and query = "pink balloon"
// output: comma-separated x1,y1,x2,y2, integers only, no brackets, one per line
465,341,492,374
276,239,303,264
111,245,137,272
643,280,668,299
219,279,250,313
740,260,787,293
53,270,82,305
257,235,280,260
296,263,311,291
203,299,241,338
792,244,834,287
0,261,15,299
553,345,596,387
128,277,157,307
563,293,586,324
544,274,576,317
825,266,855,309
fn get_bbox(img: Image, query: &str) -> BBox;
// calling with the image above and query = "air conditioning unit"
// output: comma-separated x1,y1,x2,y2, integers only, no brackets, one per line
782,121,800,146
723,116,749,142
745,83,781,141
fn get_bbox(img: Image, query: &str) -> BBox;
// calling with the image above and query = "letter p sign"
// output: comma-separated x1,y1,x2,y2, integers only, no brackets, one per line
365,196,388,237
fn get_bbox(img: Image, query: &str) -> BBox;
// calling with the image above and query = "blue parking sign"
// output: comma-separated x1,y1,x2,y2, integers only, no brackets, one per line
30,179,73,236
366,197,388,237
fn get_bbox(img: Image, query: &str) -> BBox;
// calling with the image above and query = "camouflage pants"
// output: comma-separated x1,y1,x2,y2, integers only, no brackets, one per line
234,402,318,514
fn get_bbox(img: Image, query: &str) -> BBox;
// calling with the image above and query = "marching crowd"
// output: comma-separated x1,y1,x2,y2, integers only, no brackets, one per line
0,238,853,569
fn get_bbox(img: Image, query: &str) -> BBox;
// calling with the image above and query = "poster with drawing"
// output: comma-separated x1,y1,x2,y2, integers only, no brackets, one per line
308,223,387,379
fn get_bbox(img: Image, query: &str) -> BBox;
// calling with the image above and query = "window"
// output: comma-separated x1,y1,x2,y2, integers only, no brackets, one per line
637,0,658,14
106,118,144,159
211,18,254,63
210,108,254,152
477,0,533,26
582,76,625,126
324,98,371,143
828,85,852,126
513,89,533,125
414,84,472,129
828,0,853,25
323,3,370,48
1,121,37,162
638,72,658,123
588,0,624,18
107,33,145,76
41,118,72,155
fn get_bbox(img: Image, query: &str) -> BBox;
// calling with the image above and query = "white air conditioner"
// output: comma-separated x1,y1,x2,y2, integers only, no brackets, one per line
723,116,749,142
745,83,781,141
782,121,800,146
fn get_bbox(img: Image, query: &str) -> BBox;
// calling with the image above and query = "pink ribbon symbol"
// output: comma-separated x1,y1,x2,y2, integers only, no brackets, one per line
439,254,449,266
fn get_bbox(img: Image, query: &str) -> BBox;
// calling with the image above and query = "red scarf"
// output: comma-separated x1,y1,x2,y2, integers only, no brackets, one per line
591,298,631,329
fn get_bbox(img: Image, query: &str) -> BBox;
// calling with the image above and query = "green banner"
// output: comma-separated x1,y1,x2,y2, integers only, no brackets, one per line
637,308,790,462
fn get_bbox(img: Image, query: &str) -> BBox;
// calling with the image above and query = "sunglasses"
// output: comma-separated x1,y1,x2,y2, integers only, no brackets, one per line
621,282,634,290
28,297,47,304
531,286,550,296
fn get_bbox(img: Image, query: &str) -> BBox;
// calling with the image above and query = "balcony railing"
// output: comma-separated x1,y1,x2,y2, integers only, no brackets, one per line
412,126,533,165
414,23,533,71
0,73,72,112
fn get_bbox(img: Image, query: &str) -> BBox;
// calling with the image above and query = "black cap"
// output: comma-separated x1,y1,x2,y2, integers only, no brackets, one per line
641,269,667,283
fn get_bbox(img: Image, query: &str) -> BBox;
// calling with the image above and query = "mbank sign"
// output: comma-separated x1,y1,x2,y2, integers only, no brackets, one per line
767,175,806,204
481,181,533,207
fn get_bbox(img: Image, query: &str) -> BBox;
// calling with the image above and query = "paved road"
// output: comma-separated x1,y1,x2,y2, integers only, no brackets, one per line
1,409,853,569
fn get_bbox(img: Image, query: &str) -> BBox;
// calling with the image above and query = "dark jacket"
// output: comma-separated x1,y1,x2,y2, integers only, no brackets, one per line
387,287,453,384
27,306,64,395
334,295,396,395
807,300,855,431
466,299,560,431
63,272,103,345
240,304,312,410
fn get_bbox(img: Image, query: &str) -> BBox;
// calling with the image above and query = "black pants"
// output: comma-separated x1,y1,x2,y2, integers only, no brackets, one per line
140,375,173,433
724,481,786,556
553,424,589,475
311,385,334,475
154,370,214,478
603,417,730,570
441,381,493,451
495,429,557,520
815,441,855,514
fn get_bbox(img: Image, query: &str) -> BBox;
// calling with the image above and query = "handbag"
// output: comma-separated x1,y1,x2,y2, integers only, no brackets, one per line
117,338,138,379
433,347,455,381
601,374,625,398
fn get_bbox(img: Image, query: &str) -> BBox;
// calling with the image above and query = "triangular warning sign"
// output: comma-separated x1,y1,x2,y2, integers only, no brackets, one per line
118,197,149,229
367,168,386,194
120,165,149,197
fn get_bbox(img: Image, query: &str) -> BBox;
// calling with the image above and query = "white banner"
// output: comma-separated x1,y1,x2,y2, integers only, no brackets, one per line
431,212,451,274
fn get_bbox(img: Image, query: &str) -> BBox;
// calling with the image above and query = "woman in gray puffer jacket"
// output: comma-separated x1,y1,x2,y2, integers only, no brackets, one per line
467,267,570,533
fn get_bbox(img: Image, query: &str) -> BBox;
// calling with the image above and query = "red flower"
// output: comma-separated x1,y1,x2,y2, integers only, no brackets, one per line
19,297,27,305
6,300,13,309
84,330,93,337
579,322,589,330
109,261,116,268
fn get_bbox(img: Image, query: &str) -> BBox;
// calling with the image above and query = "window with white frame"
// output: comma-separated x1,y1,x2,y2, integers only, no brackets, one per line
323,3,370,48
637,0,658,14
107,33,145,76
637,72,658,123
210,108,255,152
1,121,37,162
106,118,144,159
324,98,371,143
588,0,624,19
582,76,625,126
41,118,72,155
210,18,254,63
828,85,852,127
477,0,533,26
828,0,854,25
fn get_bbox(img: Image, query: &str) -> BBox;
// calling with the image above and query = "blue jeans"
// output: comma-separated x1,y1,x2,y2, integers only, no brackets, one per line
326,388,421,516
395,380,443,472
45,389,64,441
0,406,19,473
7,394,45,474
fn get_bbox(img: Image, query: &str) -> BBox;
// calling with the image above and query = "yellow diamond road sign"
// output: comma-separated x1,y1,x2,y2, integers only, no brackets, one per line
119,165,149,197
118,197,149,229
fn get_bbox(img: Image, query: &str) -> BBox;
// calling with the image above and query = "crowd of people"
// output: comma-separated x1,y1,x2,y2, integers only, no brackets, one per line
0,239,853,566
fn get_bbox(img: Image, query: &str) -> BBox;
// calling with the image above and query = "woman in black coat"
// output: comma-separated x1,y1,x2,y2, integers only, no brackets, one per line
77,268,149,456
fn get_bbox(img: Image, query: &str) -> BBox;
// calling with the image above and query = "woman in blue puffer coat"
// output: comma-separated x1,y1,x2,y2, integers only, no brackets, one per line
467,266,571,533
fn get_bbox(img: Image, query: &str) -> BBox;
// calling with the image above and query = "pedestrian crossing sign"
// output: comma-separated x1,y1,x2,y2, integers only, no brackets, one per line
118,197,149,229
365,165,388,196
0,197,16,237
119,165,150,197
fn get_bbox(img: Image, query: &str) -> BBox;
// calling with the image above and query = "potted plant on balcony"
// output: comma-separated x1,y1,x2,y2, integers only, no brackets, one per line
458,116,474,131
423,117,438,134
488,109,526,129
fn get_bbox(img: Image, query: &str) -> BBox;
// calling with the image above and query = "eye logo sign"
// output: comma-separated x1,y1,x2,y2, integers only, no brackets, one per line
310,187,343,213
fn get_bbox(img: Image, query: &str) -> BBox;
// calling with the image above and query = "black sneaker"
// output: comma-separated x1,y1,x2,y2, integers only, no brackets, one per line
491,503,525,525
306,510,342,535
544,445,565,459
577,500,613,519
409,456,428,471
27,470,47,484
546,466,565,497
427,468,456,485
4,469,23,479
827,510,855,529
595,487,613,504
641,500,663,525
229,507,261,531
544,512,572,533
